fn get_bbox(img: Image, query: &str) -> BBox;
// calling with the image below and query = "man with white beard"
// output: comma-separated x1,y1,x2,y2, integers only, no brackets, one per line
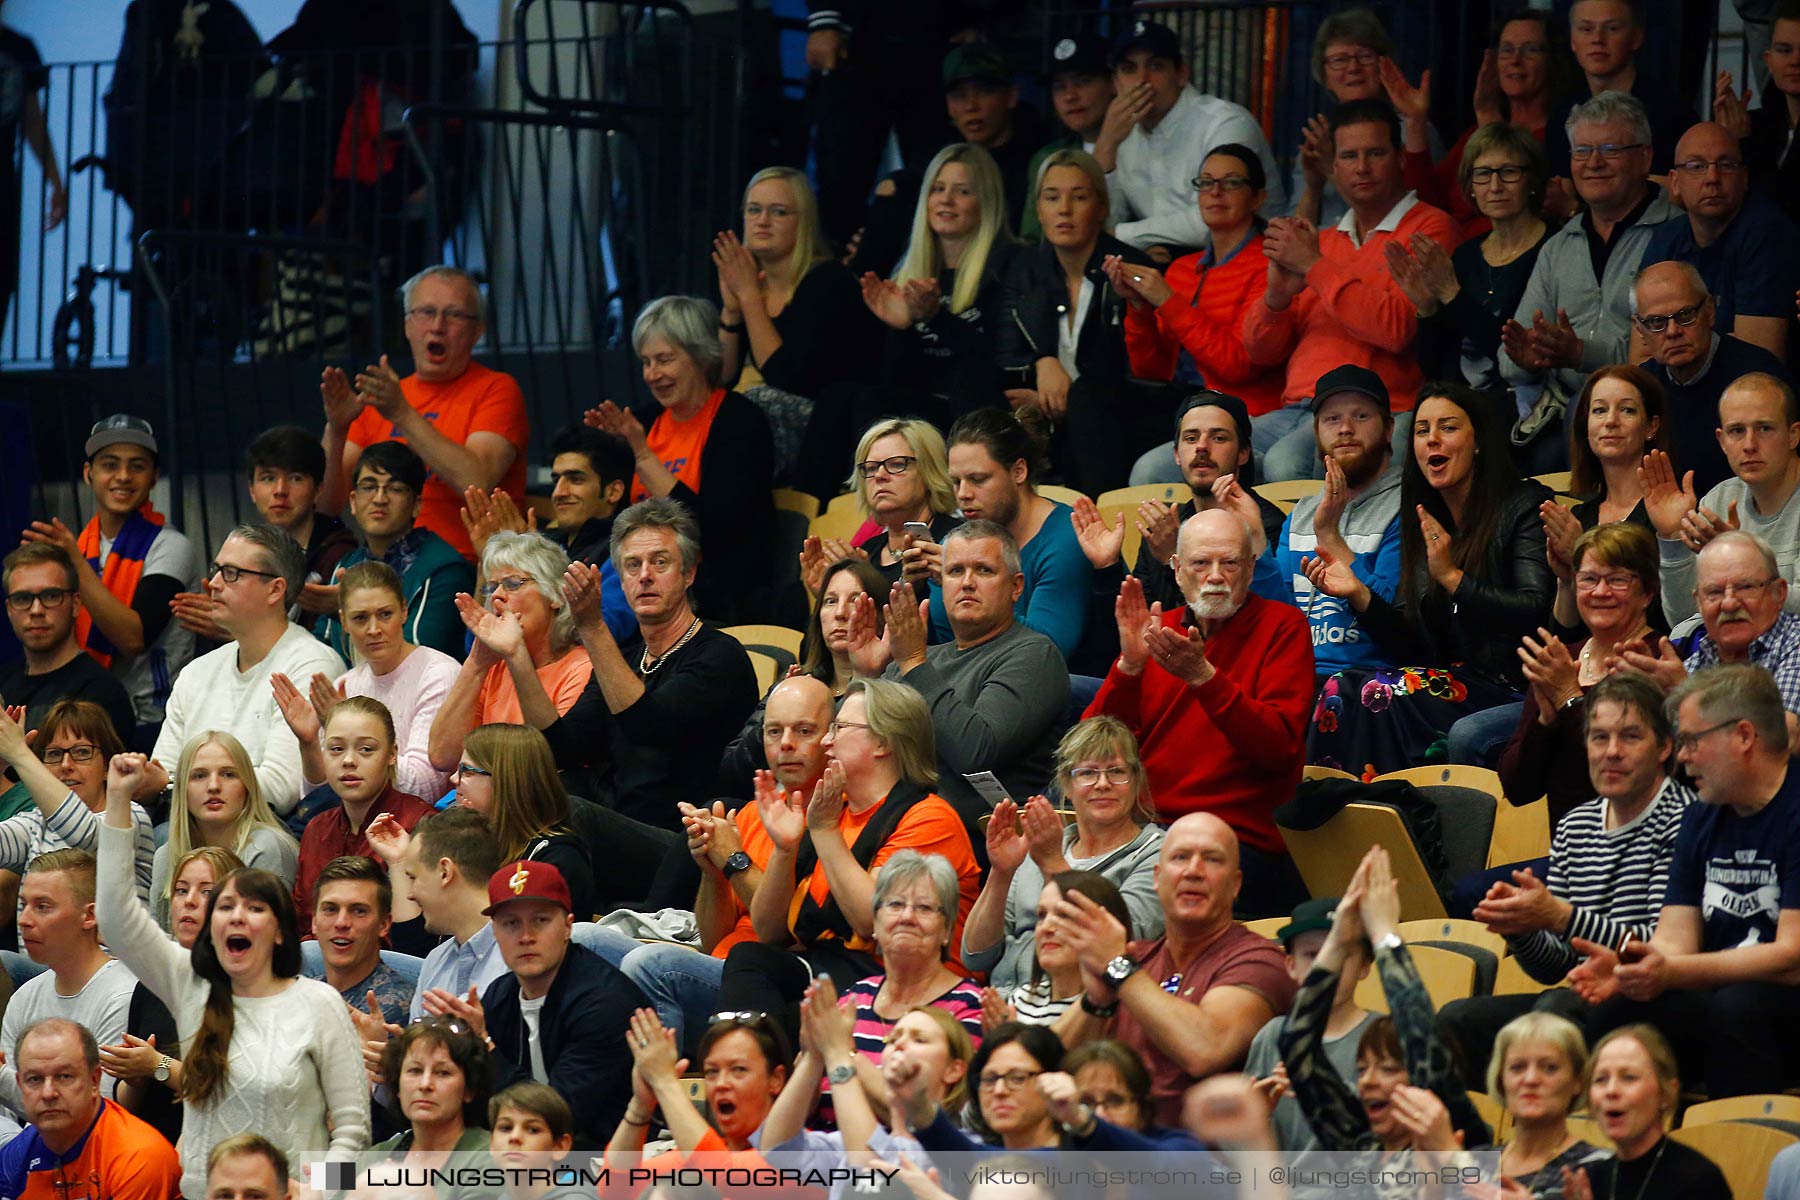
1085,509,1315,915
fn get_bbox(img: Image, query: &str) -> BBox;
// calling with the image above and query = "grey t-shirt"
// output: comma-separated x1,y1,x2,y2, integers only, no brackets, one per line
0,957,139,1114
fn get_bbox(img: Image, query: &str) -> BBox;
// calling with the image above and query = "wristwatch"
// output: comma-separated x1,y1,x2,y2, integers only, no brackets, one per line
826,1060,856,1086
721,851,752,879
1103,955,1139,989
1375,932,1403,952
1079,993,1119,1018
153,1056,171,1084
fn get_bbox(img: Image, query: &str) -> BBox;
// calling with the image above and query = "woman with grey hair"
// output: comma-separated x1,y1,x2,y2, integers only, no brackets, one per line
836,849,986,1107
583,296,779,624
425,530,594,773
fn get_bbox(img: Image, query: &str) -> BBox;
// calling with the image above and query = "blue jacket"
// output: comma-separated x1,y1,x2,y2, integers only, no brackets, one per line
317,528,473,661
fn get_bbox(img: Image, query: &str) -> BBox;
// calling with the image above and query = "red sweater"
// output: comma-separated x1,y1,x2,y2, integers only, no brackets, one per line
1122,233,1287,416
1084,596,1313,854
295,784,434,937
1241,195,1459,412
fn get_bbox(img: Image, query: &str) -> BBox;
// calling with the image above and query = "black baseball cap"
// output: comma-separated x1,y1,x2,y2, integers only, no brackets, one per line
1309,364,1391,413
943,43,1012,91
1174,389,1253,448
1112,20,1183,66
1046,33,1111,81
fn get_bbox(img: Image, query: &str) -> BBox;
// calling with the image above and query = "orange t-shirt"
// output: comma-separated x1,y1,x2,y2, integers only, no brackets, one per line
346,361,529,559
633,388,725,501
474,645,593,725
722,788,981,970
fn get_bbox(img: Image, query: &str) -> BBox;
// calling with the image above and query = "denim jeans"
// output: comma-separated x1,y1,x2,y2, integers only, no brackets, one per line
620,940,726,1057
1447,702,1525,767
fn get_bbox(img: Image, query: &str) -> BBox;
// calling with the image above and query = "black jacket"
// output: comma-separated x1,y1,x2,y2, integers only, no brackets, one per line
997,234,1149,385
1746,75,1800,231
1358,481,1555,688
483,943,648,1148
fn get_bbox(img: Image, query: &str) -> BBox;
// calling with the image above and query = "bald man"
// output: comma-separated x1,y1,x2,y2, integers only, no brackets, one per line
1649,373,1800,626
1635,260,1792,497
1085,509,1314,916
1053,812,1296,1126
1643,121,1798,362
611,674,837,1052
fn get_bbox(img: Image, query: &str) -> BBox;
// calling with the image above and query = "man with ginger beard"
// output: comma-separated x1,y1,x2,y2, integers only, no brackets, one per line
587,674,836,1055
1237,365,1401,682
1084,510,1313,915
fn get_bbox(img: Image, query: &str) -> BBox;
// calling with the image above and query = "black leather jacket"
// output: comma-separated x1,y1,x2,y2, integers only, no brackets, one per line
996,234,1149,384
1359,481,1555,688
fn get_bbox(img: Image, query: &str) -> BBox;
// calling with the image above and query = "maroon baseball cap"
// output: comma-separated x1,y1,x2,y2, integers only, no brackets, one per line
484,860,572,916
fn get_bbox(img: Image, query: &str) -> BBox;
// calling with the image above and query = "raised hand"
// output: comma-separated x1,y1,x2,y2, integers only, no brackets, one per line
0,706,29,765
1302,550,1368,606
1390,1083,1456,1151
1360,845,1401,942
353,355,406,418
1565,937,1622,1005
1408,232,1459,305
1714,70,1753,139
1472,866,1567,937
1383,239,1438,315
900,278,943,324
984,798,1029,874
421,984,489,1044
1501,317,1547,372
627,1007,686,1085
1211,473,1267,556
1114,576,1156,674
1637,450,1697,540
800,974,855,1061
1102,254,1172,309
1614,635,1687,692
1518,628,1580,712
98,1032,163,1081
1471,49,1503,126
756,771,808,853
860,273,913,329
1417,505,1460,589
560,560,610,634
1264,216,1323,276
1137,499,1180,565
20,516,82,560
106,752,147,805
978,986,1017,1034
363,812,411,866
1529,308,1584,369
804,760,849,833
1251,1062,1290,1108
1019,795,1066,866
712,230,765,307
1678,500,1740,553
1070,497,1127,569
1541,499,1582,580
882,583,930,672
1297,113,1331,188
1378,57,1430,125
1315,453,1350,543
271,672,321,744
320,366,364,427
466,603,525,662
460,486,531,558
1036,1071,1086,1129
583,401,649,452
844,592,893,677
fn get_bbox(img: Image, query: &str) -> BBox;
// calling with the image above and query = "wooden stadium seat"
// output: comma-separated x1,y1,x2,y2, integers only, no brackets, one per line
723,625,805,674
1252,478,1325,513
1354,943,1476,1013
747,650,777,695
810,492,866,544
1670,1121,1799,1200
1038,484,1090,508
1241,916,1288,940
1682,1095,1800,1128
1493,955,1551,996
1303,763,1358,782
1488,797,1551,869
1278,802,1448,919
1467,1092,1511,1143
1398,918,1509,960
1563,1114,1611,1149
1096,483,1190,570
1375,764,1504,799
1532,471,1573,494
773,488,821,520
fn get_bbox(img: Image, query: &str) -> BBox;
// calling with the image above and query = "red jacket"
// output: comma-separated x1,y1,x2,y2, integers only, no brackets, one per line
1084,596,1313,853
1122,233,1287,416
1242,194,1459,411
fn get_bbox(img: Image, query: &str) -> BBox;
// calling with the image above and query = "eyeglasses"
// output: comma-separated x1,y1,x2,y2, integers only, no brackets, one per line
455,762,491,778
1673,720,1737,752
42,745,99,765
354,479,414,498
743,203,794,220
207,562,281,585
405,306,480,325
1495,42,1547,59
1675,157,1746,176
1696,578,1778,604
1469,165,1527,185
828,720,870,736
1635,304,1707,333
479,575,537,603
878,899,944,918
1570,142,1646,162
1321,49,1378,70
1574,572,1639,592
5,588,71,611
1070,765,1133,786
978,1068,1042,1092
1191,174,1252,194
857,455,917,478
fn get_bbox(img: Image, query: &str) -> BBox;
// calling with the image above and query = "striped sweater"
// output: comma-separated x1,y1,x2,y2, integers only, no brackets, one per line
1510,778,1694,983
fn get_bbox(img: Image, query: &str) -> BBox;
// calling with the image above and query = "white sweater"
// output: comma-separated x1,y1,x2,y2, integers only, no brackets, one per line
96,823,369,1197
151,624,347,814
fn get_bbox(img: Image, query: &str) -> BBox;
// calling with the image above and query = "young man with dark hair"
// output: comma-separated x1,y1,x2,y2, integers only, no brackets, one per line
1021,33,1115,240
21,415,203,744
0,544,135,737
245,425,356,635
303,855,413,1024
316,440,473,661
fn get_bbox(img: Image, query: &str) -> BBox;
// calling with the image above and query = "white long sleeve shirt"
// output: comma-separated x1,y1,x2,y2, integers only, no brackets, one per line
1107,86,1284,252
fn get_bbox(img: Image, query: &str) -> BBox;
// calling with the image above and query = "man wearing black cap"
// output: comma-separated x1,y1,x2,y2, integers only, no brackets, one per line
1021,33,1115,240
1073,391,1285,611
424,859,647,1148
20,416,203,743
1233,365,1403,682
1096,20,1283,257
1241,896,1377,1151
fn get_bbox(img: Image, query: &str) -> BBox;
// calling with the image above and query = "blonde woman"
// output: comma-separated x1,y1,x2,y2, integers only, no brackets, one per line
714,165,883,495
998,149,1151,494
861,143,1018,417
151,731,298,927
1487,1012,1596,1195
825,418,960,598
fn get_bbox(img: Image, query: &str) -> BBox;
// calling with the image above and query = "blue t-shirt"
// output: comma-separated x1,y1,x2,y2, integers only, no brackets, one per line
928,503,1091,657
1665,764,1800,950
1642,191,1800,335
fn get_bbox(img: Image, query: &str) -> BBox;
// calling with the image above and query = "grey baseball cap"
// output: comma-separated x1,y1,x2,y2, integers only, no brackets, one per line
85,414,159,458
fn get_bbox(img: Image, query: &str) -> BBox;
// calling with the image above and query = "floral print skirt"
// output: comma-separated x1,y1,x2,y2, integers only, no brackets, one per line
1308,665,1519,780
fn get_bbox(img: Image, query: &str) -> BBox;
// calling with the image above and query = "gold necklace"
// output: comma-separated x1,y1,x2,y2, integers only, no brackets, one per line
639,616,702,677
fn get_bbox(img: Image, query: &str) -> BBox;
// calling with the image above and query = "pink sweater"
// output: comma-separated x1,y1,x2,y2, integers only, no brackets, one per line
336,645,461,802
